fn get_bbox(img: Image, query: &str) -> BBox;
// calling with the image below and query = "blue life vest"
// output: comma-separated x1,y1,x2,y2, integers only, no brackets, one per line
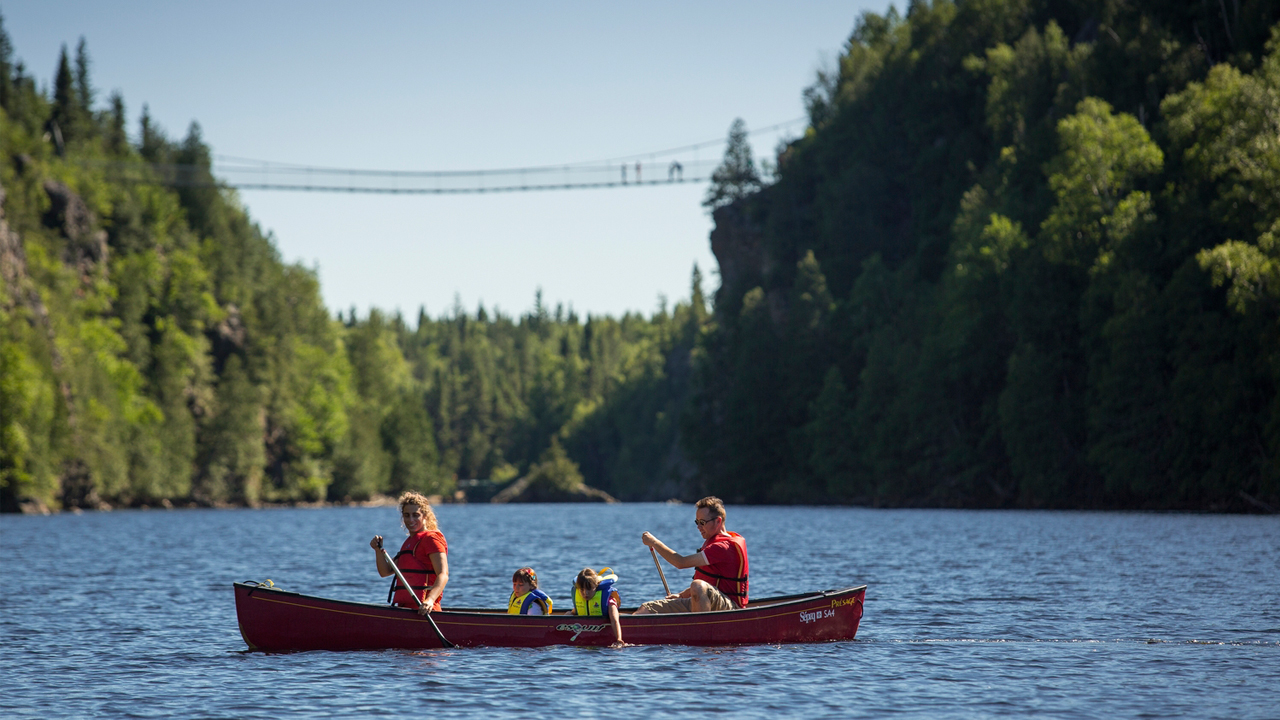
508,588,553,615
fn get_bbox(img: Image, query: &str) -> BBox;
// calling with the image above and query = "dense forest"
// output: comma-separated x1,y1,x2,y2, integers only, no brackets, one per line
3,0,1278,513
687,0,1280,511
0,17,706,512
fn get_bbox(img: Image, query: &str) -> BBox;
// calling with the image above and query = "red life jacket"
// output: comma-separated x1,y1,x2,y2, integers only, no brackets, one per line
388,532,442,610
693,531,749,607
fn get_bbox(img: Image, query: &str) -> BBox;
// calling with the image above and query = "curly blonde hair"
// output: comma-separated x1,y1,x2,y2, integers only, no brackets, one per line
397,491,439,532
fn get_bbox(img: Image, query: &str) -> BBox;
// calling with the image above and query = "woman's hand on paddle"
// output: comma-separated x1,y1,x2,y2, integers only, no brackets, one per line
641,532,658,547
417,603,433,616
371,536,394,578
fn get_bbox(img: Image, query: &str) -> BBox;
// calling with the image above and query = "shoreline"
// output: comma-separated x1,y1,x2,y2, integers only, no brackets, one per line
7,495,1274,515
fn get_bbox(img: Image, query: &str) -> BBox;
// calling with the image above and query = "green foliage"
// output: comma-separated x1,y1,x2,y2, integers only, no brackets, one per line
0,14,12,111
5,5,1279,512
1041,98,1163,267
0,30,369,510
1197,224,1280,315
376,267,710,502
525,439,584,492
197,355,265,505
1173,29,1280,318
0,316,59,509
50,45,76,145
686,1,1280,510
804,366,859,498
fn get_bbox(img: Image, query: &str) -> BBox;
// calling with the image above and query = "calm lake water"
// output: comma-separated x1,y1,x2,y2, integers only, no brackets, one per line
1,504,1277,718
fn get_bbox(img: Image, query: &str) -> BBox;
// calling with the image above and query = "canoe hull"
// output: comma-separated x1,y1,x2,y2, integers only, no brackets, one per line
234,581,865,651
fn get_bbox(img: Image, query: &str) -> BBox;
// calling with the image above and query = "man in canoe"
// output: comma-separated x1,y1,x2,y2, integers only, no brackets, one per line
636,496,749,613
370,491,449,615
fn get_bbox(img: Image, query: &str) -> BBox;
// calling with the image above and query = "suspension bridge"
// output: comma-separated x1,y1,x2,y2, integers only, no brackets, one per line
96,118,806,195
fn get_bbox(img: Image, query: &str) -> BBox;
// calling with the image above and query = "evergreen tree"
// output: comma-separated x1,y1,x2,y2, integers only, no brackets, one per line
805,367,860,499
690,263,708,323
139,104,166,161
703,118,762,210
74,37,93,119
50,45,76,147
0,12,13,112
106,91,127,154
685,2,1280,510
5,6,1279,513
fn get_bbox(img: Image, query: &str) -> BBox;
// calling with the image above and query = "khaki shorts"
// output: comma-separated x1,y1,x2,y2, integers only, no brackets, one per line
639,582,736,613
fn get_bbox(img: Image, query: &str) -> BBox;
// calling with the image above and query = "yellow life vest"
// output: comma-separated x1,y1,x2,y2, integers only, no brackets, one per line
508,588,553,615
572,568,619,616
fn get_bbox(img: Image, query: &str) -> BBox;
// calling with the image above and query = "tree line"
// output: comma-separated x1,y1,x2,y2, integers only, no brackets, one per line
0,21,705,511
3,0,1279,513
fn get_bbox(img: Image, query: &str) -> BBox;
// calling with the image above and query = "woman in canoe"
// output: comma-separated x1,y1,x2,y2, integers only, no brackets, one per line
370,491,449,615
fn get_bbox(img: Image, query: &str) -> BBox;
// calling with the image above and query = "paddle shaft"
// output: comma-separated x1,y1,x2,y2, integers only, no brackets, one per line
380,546,454,648
650,547,671,596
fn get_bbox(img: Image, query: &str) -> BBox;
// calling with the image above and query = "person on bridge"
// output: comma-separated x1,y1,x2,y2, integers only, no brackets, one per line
636,496,749,614
370,491,449,615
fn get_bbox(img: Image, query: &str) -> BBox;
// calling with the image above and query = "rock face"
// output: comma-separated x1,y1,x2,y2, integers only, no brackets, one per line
210,303,247,374
1,179,60,371
708,202,766,298
489,475,618,504
0,183,26,305
42,179,108,274
708,198,789,326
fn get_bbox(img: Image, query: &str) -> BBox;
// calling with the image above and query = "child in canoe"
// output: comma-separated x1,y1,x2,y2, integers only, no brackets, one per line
571,567,626,647
509,567,553,615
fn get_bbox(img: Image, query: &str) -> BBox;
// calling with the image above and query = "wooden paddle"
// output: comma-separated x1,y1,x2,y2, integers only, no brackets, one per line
379,546,455,649
650,547,671,596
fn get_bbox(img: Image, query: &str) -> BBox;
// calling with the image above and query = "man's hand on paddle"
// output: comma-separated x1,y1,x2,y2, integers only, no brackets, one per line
642,532,706,571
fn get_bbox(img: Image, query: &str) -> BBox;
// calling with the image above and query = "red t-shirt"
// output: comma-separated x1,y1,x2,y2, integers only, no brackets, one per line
397,530,447,610
697,532,749,607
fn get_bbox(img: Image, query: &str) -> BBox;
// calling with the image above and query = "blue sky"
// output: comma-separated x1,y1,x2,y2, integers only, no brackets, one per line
5,1,890,320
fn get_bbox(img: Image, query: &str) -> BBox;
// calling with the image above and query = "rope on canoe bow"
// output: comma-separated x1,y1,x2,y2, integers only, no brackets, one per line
244,579,278,597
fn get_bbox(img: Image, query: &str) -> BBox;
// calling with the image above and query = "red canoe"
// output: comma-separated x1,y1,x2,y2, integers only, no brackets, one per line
234,581,866,651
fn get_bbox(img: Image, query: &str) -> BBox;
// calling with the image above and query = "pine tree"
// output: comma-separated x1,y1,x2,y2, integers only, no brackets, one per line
74,38,93,119
0,13,14,112
106,91,127,154
703,118,762,210
690,264,707,323
50,45,76,147
139,104,166,161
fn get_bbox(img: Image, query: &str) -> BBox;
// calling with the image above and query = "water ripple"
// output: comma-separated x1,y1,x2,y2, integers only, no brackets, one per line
2,506,1277,718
